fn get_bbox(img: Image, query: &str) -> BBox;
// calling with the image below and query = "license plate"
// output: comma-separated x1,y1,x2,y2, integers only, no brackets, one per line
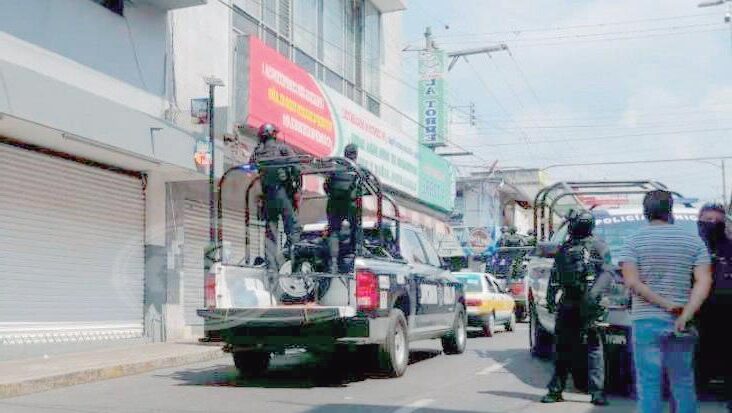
605,334,627,345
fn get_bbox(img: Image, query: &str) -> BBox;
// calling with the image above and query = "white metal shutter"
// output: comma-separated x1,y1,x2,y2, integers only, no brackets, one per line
0,143,145,344
183,200,263,325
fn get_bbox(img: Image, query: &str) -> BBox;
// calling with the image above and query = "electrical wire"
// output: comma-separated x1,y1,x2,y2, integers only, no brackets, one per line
460,126,732,148
431,12,720,39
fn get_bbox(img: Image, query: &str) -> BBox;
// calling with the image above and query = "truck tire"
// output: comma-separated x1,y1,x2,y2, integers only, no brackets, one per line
378,309,409,378
483,313,496,337
233,351,270,378
442,306,467,355
529,302,552,359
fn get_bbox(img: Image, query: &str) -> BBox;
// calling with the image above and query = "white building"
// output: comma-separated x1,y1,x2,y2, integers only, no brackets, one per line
0,0,206,359
0,0,457,356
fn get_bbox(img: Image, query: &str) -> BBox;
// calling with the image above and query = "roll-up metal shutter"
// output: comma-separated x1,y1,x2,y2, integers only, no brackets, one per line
182,200,263,325
0,143,145,344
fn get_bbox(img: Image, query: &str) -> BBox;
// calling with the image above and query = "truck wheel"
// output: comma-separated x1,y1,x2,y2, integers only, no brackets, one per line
442,306,467,355
505,312,517,332
529,303,552,359
483,314,496,337
233,351,270,378
378,309,409,378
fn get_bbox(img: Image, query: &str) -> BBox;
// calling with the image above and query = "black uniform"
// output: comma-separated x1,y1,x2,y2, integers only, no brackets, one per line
697,227,732,405
543,212,612,405
324,149,364,273
249,137,301,271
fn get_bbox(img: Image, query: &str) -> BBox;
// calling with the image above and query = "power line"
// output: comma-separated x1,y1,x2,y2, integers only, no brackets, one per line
507,28,729,48
460,126,732,147
463,58,537,159
438,22,724,45
433,12,720,39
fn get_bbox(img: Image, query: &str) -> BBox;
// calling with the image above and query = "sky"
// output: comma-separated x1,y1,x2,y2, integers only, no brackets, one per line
397,0,732,204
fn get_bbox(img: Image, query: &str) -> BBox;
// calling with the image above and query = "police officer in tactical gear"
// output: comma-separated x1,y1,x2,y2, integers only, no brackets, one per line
542,209,613,406
324,143,364,273
249,123,302,271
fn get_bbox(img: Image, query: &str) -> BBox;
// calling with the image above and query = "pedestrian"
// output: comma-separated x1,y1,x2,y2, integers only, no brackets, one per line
249,123,302,271
695,203,732,411
619,190,713,413
324,143,364,273
541,210,613,406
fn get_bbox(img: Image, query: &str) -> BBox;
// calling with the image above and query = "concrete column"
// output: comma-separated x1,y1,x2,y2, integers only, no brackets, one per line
144,171,167,342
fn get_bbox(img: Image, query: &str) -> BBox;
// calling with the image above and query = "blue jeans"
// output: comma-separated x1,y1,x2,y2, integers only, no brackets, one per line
632,318,698,413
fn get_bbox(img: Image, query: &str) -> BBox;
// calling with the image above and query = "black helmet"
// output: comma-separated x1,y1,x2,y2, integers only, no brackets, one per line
643,190,674,222
568,210,594,239
257,123,279,142
344,143,358,160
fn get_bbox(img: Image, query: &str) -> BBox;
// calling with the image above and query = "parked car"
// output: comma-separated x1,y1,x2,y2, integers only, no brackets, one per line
454,272,516,337
197,157,467,379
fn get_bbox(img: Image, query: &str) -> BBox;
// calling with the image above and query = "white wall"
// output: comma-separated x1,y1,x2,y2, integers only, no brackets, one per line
380,10,406,130
0,0,169,117
169,1,232,136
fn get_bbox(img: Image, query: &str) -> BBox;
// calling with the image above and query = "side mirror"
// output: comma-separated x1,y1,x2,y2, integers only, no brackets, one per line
535,242,559,258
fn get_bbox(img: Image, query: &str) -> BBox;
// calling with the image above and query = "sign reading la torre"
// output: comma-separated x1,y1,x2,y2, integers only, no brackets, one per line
418,48,447,147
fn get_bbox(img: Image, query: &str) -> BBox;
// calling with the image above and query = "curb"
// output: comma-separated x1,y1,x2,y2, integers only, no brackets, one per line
0,347,225,399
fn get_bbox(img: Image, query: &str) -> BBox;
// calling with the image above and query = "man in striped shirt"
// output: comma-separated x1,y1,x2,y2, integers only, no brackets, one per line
619,190,712,413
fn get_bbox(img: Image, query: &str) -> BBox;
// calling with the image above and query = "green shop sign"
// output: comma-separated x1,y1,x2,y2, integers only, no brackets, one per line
417,146,455,211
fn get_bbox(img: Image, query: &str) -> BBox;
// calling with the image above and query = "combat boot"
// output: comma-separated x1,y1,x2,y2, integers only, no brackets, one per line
540,392,564,403
591,393,609,406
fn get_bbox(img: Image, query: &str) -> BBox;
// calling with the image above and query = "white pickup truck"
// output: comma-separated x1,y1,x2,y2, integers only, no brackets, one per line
197,157,467,379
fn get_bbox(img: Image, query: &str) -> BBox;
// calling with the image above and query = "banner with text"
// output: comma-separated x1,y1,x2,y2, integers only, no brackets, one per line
246,37,336,157
245,37,455,211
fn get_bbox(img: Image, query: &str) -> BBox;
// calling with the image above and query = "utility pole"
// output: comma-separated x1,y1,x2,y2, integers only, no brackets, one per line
699,0,732,51
722,159,728,208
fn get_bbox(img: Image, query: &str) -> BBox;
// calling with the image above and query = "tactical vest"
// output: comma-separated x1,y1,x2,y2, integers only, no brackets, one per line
253,141,297,189
555,238,597,300
328,167,360,201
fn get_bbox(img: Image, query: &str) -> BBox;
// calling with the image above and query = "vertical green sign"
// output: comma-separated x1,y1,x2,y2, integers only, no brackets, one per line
418,146,455,211
418,49,447,147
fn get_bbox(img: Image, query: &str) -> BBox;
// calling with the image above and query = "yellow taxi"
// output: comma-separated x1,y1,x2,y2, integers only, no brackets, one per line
453,272,516,337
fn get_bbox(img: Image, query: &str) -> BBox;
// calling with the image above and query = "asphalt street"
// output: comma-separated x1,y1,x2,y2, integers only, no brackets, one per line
1,324,728,413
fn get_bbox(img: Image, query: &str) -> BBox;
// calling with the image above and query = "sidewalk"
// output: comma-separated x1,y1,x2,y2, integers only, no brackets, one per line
0,342,226,399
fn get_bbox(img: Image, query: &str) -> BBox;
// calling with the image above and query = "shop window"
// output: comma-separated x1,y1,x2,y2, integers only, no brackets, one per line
90,0,123,15
233,6,260,36
324,68,344,93
323,0,346,76
363,1,381,97
295,48,318,77
293,0,319,57
233,0,261,18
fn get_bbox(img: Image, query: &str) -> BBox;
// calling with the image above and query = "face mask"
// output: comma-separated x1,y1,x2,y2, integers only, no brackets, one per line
698,221,726,245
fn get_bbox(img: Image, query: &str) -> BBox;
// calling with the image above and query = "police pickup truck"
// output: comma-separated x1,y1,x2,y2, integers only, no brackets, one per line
197,157,466,379
528,187,701,393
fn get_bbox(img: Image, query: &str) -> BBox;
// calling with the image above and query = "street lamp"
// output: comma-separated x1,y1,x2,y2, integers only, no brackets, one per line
699,0,732,49
203,76,224,256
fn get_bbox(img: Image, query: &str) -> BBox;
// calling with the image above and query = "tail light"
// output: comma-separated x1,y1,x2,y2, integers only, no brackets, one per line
466,298,482,307
204,272,216,309
509,282,525,296
356,269,379,311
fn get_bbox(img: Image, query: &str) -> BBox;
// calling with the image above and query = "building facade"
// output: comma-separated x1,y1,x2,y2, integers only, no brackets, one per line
0,0,458,356
0,0,207,360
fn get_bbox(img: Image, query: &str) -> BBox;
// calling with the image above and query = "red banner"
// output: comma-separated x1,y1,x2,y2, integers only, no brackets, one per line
247,37,336,157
